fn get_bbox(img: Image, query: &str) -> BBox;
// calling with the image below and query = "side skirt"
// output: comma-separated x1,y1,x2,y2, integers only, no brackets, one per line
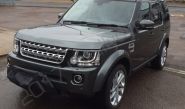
132,55,157,72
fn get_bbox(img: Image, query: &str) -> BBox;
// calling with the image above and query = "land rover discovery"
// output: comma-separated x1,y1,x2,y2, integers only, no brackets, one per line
7,0,170,109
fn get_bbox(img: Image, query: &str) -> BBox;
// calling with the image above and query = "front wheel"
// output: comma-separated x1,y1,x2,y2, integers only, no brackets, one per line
101,65,127,109
151,43,167,70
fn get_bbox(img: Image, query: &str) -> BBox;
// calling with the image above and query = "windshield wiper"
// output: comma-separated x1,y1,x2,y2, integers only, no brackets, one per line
63,20,89,25
93,23,128,28
62,20,128,28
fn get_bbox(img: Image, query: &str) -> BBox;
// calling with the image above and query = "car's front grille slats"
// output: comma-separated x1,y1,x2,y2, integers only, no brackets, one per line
20,40,68,64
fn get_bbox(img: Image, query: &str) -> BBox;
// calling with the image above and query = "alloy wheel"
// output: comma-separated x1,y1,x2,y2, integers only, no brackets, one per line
161,45,167,66
110,70,125,106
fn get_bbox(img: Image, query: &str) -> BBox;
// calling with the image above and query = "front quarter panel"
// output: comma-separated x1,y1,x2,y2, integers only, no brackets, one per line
93,50,130,92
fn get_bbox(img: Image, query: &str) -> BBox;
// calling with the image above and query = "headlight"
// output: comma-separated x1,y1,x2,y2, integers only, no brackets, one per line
70,50,100,67
13,38,19,54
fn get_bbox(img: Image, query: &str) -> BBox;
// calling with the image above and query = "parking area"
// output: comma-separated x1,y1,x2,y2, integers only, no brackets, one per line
0,4,185,109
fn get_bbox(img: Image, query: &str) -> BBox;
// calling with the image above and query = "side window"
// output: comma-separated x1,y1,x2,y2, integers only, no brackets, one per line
139,2,150,20
150,3,162,25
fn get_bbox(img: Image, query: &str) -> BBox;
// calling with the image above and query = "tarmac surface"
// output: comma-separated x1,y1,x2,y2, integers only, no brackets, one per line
0,3,185,109
0,7,63,30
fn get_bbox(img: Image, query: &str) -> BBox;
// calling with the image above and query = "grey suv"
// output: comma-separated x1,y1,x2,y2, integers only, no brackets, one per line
7,0,170,109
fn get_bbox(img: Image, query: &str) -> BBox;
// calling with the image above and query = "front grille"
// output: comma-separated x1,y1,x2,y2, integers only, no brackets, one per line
20,40,68,64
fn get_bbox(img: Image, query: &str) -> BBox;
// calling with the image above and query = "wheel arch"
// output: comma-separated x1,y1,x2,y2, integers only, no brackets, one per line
159,33,169,51
165,37,169,48
118,58,130,74
93,50,131,93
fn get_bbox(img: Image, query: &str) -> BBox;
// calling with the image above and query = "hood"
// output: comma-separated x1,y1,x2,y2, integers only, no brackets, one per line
16,25,131,50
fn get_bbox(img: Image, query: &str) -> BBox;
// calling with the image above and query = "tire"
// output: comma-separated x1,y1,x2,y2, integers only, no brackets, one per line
98,65,127,109
151,43,167,70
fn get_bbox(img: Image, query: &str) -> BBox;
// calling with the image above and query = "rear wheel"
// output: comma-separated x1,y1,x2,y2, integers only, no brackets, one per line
151,43,167,70
100,65,127,109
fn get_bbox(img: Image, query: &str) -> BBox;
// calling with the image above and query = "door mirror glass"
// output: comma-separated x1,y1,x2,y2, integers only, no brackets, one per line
138,19,155,29
58,13,64,19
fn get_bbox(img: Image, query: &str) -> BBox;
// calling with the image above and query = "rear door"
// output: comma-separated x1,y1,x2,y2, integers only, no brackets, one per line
149,2,164,55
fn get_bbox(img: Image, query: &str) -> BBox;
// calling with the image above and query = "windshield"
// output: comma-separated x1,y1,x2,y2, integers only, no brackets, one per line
62,0,136,26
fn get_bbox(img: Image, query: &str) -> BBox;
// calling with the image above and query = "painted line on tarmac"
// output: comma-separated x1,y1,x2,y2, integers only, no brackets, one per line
164,67,185,75
170,14,184,17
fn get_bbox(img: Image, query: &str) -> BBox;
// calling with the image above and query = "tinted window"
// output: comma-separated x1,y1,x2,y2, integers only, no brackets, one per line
150,3,162,25
139,2,150,20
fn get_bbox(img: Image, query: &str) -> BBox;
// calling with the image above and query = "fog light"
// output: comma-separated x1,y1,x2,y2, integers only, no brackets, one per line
73,75,83,84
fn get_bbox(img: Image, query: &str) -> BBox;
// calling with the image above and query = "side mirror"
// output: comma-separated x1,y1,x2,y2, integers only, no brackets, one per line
58,13,64,19
138,20,155,29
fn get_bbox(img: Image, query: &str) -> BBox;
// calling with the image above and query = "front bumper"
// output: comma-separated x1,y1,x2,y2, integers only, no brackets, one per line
7,53,100,96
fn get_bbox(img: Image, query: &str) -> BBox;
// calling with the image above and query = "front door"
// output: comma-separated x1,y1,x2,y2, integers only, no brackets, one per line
131,2,162,68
